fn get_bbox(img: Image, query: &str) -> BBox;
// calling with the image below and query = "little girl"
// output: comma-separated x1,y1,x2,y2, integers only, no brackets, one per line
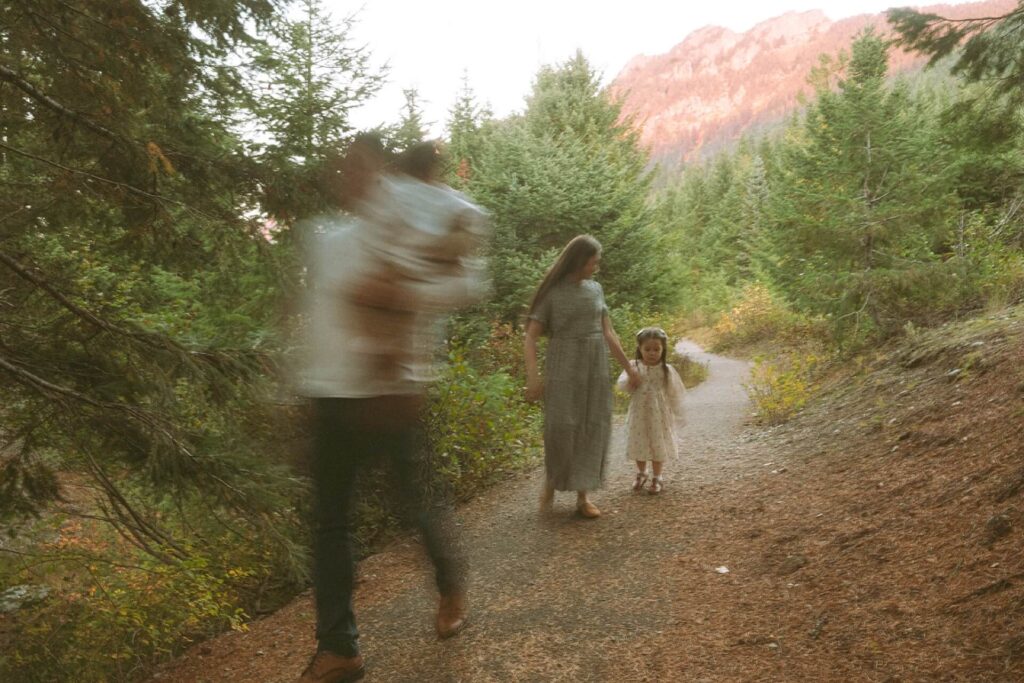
617,327,686,494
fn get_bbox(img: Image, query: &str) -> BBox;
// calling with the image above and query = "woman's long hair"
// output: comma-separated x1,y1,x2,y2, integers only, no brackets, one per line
527,235,602,317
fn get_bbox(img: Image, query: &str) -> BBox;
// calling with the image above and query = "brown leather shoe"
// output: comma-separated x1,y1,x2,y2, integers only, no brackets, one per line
297,650,365,682
436,592,468,639
576,500,601,518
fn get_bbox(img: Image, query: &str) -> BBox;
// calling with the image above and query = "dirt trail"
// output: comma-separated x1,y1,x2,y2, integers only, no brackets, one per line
154,310,1024,682
154,342,760,682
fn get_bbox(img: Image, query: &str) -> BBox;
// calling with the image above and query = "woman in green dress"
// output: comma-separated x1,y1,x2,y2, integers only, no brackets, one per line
524,235,640,518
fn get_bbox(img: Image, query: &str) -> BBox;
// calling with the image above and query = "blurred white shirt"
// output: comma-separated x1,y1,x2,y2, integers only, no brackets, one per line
295,179,489,398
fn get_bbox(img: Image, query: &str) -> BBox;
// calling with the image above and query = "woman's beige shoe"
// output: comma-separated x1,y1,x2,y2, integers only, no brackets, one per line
576,500,601,518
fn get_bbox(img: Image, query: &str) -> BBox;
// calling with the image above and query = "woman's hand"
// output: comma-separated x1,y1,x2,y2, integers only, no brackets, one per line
525,376,544,403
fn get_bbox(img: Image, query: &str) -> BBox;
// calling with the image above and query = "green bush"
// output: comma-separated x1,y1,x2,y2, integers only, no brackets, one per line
672,353,709,389
425,350,542,500
2,533,267,682
744,353,821,425
710,284,829,352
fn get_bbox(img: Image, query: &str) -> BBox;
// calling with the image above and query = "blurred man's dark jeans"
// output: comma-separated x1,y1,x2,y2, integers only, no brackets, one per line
310,396,466,657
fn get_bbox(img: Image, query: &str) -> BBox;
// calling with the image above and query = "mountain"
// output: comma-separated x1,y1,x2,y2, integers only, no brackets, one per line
609,0,1018,165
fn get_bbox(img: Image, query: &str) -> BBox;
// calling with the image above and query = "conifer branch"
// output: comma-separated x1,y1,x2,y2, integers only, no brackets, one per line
0,64,122,142
0,351,248,512
0,142,209,215
0,248,189,354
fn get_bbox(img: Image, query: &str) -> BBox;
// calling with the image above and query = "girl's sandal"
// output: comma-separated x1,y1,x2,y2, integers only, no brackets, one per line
632,472,648,492
649,476,664,495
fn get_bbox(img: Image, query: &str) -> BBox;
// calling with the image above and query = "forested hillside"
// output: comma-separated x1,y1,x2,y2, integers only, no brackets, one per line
654,25,1023,347
2,0,1023,680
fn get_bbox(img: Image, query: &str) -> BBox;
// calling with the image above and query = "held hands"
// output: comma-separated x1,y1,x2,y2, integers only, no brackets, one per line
626,367,642,392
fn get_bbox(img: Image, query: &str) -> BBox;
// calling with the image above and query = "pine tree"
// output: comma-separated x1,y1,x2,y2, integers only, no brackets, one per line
445,73,492,187
249,0,384,220
0,0,316,568
766,30,958,336
467,52,683,321
392,87,429,152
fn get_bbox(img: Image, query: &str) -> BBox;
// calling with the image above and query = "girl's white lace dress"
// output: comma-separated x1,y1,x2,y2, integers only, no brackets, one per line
617,361,686,462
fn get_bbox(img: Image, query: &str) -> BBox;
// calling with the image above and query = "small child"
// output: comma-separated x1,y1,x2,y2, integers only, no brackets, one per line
616,327,686,494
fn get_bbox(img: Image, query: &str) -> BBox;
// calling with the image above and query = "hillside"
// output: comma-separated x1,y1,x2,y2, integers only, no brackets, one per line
152,306,1024,681
609,0,1018,164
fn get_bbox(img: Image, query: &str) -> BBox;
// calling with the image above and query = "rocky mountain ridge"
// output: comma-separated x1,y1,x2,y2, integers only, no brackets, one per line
609,0,1018,164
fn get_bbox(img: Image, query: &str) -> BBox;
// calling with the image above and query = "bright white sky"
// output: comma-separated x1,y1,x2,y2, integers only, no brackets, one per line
328,0,967,136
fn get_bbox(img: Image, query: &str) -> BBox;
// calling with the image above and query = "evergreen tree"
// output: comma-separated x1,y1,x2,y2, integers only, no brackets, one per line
767,30,958,336
445,73,492,187
249,0,384,220
392,87,429,151
0,0,308,567
740,152,773,281
467,52,683,322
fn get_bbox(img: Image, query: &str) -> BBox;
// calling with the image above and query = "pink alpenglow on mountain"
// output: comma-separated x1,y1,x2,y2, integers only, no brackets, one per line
609,0,1018,165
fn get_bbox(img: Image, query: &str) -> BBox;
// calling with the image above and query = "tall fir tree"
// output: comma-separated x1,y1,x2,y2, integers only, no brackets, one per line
249,0,383,220
392,87,429,152
0,0,323,570
767,30,958,336
467,51,683,321
445,73,491,187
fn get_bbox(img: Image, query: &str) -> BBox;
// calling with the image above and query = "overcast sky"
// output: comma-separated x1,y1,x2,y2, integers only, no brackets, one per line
326,0,971,135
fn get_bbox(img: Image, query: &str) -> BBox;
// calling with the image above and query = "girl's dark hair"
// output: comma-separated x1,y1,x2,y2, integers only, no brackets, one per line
635,326,669,380
527,235,602,317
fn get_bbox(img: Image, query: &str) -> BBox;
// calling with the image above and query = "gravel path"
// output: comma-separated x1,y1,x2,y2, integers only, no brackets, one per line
348,343,753,681
155,320,1024,682
153,342,755,682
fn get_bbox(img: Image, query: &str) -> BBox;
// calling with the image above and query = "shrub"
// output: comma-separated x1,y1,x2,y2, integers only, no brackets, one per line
711,284,828,351
2,534,262,683
672,353,709,389
744,353,821,425
425,350,542,500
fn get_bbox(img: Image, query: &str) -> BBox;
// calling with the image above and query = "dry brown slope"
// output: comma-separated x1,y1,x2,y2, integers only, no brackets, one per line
640,308,1024,682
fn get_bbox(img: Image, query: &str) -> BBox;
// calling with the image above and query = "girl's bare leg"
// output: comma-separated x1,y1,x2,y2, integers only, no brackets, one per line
650,461,664,494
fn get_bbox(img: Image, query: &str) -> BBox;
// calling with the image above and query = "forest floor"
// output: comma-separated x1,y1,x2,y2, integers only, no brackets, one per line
152,307,1024,682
